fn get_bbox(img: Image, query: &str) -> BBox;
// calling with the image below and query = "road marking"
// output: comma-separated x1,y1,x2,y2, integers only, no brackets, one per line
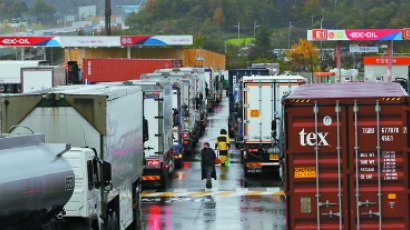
142,188,284,198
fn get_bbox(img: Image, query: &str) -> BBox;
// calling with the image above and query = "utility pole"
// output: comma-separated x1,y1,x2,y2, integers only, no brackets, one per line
253,21,260,38
234,22,241,47
288,21,292,48
105,0,111,35
320,8,324,71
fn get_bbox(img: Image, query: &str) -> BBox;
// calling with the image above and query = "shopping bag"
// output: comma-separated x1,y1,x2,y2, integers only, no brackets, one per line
215,149,221,164
225,156,229,166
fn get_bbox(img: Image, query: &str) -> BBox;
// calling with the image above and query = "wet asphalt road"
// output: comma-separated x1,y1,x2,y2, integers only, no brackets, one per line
140,94,286,230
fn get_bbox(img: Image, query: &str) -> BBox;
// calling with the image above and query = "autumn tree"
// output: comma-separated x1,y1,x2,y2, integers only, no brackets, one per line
212,8,226,28
286,39,319,72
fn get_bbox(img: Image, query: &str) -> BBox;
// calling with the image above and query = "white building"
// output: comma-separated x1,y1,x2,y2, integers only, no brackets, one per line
364,57,410,82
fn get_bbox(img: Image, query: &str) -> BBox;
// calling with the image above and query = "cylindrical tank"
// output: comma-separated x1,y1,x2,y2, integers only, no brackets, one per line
0,134,74,230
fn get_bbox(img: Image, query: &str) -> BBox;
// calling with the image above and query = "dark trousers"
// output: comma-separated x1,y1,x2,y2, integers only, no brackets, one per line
206,166,214,182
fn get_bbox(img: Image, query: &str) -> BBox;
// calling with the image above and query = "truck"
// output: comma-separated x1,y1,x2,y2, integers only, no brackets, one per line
227,68,270,138
21,66,66,93
283,82,410,230
154,67,208,133
0,134,74,230
1,84,145,230
142,71,201,155
240,75,306,178
0,60,48,93
123,80,175,189
252,63,280,75
82,58,182,83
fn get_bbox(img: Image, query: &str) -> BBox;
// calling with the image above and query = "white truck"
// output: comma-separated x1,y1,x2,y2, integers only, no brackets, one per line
240,75,306,179
0,60,48,93
1,84,145,230
123,80,175,189
147,71,202,154
21,66,66,93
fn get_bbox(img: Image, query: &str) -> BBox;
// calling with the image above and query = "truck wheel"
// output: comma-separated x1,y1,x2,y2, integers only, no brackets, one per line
160,171,169,190
129,183,142,230
107,211,119,230
175,158,182,169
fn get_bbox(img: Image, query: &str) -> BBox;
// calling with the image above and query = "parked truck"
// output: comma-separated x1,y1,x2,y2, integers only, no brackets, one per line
1,84,145,230
0,60,48,93
283,83,410,230
227,68,270,138
123,80,175,189
0,134,74,230
240,75,306,178
143,71,200,154
21,66,66,93
82,58,182,83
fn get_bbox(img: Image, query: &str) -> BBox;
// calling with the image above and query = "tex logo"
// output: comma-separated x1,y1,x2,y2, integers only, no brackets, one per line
299,129,330,147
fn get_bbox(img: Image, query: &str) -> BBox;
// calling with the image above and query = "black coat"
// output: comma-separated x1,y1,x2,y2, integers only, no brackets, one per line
201,148,217,180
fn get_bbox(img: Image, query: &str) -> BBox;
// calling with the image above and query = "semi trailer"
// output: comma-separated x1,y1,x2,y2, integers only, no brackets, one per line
1,84,145,230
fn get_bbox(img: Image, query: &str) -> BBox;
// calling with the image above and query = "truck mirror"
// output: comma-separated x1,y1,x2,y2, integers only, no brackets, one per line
173,109,179,126
103,161,112,184
143,118,149,142
272,119,277,131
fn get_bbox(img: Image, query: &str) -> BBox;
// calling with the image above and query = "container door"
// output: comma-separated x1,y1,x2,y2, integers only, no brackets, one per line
243,82,273,144
285,103,347,230
348,102,409,230
172,89,180,146
144,97,160,157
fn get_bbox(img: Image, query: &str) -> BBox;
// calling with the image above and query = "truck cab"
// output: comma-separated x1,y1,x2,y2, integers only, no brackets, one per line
63,148,112,229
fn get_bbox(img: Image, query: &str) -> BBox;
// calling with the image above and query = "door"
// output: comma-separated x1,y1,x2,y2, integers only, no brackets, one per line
144,97,160,157
243,82,273,144
347,102,409,230
285,103,348,230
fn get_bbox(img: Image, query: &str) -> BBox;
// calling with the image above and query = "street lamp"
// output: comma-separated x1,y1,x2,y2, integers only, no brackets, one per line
253,21,260,38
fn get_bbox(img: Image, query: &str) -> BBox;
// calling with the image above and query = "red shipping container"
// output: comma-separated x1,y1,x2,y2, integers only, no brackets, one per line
83,58,182,82
283,83,410,230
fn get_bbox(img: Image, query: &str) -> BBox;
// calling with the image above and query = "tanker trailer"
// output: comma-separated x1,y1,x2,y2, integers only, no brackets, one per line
0,134,74,230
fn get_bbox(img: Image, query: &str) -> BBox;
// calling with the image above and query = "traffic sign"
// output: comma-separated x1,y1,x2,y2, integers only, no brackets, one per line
403,28,410,40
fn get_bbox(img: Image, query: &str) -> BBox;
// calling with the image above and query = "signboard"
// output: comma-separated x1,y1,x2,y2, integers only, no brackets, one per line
308,29,404,41
312,29,327,40
363,57,410,65
350,44,379,53
404,28,410,40
0,35,193,47
0,37,60,47
59,36,121,47
120,35,193,46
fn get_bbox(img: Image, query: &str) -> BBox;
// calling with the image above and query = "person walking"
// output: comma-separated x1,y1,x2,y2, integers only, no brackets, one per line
201,142,216,189
215,129,230,166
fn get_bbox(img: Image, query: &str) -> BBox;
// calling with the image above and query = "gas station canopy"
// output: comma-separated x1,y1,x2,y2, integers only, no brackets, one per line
0,35,193,47
307,29,410,41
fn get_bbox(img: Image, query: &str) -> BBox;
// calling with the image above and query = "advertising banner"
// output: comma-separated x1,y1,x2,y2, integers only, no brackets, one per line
350,44,379,53
59,36,121,47
120,35,193,46
0,37,60,47
308,29,404,41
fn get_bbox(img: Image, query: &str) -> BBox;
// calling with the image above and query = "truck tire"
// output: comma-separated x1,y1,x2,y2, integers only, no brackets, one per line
106,211,119,230
160,171,169,190
129,183,141,230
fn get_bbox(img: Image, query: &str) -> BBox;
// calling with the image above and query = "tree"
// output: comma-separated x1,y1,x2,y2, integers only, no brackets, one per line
193,32,204,48
249,26,272,60
286,39,319,72
212,8,226,28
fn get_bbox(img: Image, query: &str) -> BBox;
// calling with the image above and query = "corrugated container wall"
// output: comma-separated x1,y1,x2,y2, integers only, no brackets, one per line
82,58,182,82
65,48,225,71
283,83,410,230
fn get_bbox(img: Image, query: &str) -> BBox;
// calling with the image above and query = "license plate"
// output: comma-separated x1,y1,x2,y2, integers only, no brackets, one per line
294,167,316,178
247,168,262,174
270,154,279,160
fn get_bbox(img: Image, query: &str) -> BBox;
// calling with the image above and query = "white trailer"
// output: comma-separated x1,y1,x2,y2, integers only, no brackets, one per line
21,66,66,93
1,84,145,230
124,80,175,189
145,71,200,154
0,60,46,93
241,75,306,177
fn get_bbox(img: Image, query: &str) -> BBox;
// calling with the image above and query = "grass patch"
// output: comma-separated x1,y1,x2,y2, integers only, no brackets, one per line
225,37,255,46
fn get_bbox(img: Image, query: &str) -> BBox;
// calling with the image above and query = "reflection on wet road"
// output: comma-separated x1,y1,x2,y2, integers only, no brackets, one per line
140,94,286,230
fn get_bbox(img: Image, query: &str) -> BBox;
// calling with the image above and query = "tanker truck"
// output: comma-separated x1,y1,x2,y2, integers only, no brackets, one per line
1,83,145,230
0,134,112,230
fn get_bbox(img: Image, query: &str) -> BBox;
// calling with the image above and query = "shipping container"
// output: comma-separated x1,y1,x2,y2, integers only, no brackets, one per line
21,66,66,93
283,83,410,230
82,58,182,83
